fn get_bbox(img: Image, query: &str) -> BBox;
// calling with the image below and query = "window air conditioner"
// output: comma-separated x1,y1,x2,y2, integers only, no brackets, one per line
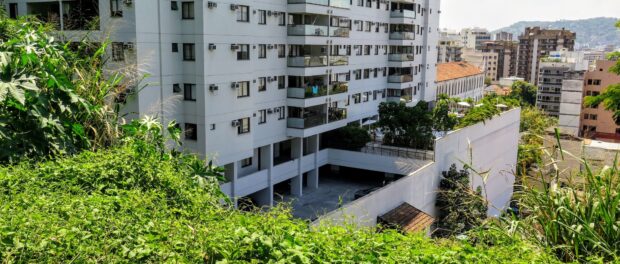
274,107,281,113
267,109,274,114
267,44,274,49
208,2,217,8
230,44,240,50
124,42,134,51
208,43,217,50
209,84,219,91
231,82,239,88
267,11,272,16
230,4,238,10
231,120,240,127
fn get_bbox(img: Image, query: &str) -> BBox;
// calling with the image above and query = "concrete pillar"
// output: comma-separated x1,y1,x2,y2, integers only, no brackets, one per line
260,144,274,206
291,138,304,197
307,169,319,190
252,187,272,207
308,134,320,190
224,162,239,208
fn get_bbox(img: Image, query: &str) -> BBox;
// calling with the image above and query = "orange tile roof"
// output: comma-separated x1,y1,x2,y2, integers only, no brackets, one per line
436,62,484,82
378,203,434,234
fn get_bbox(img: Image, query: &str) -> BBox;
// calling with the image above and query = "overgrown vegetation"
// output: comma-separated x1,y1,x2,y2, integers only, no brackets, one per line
322,125,371,151
509,81,538,106
377,101,435,150
0,16,130,163
435,164,488,238
456,95,519,129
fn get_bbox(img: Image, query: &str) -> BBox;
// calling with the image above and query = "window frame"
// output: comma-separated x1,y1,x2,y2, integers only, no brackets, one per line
237,44,250,60
258,77,267,92
181,2,194,19
110,0,123,17
238,117,251,134
258,44,267,59
258,109,267,124
237,81,250,98
184,123,198,140
236,5,250,22
183,43,196,61
258,10,267,25
111,42,125,61
183,83,196,101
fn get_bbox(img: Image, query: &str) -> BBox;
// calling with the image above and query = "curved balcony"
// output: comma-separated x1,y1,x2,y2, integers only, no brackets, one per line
390,9,416,19
388,75,413,83
287,82,349,99
287,0,350,8
388,54,414,62
329,27,350,38
389,32,414,40
329,55,349,66
288,56,328,67
288,25,328,37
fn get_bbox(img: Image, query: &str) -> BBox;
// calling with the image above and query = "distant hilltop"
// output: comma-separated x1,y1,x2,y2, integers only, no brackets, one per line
493,17,620,49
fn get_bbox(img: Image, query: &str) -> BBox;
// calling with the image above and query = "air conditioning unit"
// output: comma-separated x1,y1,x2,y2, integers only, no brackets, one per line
209,84,219,91
230,4,238,10
230,44,240,50
273,11,280,16
231,82,239,88
267,10,272,16
354,20,359,24
124,42,134,51
267,109,274,114
231,120,240,127
124,0,132,5
267,44,274,49
274,107,281,112
207,43,216,50
207,1,217,8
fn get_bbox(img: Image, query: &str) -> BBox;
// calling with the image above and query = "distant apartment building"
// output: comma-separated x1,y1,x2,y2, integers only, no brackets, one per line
583,51,607,70
494,31,513,41
517,27,576,85
558,71,585,137
462,49,498,82
460,27,491,50
580,60,620,142
435,62,485,101
437,29,463,63
480,40,518,81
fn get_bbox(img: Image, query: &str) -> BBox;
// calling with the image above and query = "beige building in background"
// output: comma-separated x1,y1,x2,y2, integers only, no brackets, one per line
435,62,485,101
580,60,620,142
462,49,498,82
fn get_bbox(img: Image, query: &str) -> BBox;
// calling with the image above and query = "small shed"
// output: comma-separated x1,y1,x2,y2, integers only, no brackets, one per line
377,203,434,234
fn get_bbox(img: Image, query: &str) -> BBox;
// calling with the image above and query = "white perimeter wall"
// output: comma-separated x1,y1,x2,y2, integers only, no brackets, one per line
316,108,520,227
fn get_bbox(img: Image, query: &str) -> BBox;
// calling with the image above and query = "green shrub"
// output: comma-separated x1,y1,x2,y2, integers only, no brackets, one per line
322,125,371,151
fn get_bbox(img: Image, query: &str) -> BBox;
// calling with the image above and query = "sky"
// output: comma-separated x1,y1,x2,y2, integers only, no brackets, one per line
440,0,620,31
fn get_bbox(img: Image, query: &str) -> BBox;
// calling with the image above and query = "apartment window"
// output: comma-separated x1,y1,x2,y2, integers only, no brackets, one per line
354,69,362,80
363,92,370,102
373,68,378,78
593,79,602,85
258,109,267,124
277,76,285,89
355,21,363,31
277,44,286,58
258,44,267,59
182,43,195,61
110,0,123,17
357,0,363,6
366,0,372,7
355,45,362,55
182,2,194,19
364,45,371,55
237,81,250,97
171,1,178,10
365,22,372,32
237,44,250,60
258,77,267,92
238,117,250,134
172,43,179,52
278,12,286,26
277,106,286,120
173,83,181,93
184,123,197,140
236,5,249,22
353,93,361,104
241,158,252,167
383,67,387,77
8,3,17,19
374,45,379,55
111,42,124,61
363,69,370,79
183,84,196,101
258,10,266,25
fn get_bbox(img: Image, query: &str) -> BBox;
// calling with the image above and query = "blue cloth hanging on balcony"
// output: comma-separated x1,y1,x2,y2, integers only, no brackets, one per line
312,85,319,95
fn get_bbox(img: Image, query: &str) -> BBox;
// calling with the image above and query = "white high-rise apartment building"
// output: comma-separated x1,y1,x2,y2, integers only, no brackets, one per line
6,0,440,206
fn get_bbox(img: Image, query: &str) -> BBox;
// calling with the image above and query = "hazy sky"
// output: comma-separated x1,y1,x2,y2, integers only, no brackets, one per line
440,0,620,31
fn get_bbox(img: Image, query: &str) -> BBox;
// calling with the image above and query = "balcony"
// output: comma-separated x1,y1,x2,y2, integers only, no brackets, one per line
390,9,416,19
287,105,347,129
287,82,348,99
287,0,350,8
329,27,350,37
389,32,415,40
388,54,414,62
388,75,413,83
288,55,328,67
27,1,100,31
329,55,349,66
288,25,328,37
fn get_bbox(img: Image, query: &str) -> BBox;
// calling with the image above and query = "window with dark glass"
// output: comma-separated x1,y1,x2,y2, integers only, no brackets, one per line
277,76,285,89
237,5,249,22
172,43,178,52
258,10,266,25
241,158,252,167
258,44,267,59
258,77,267,92
182,2,194,19
183,43,195,61
184,83,196,101
238,118,250,134
171,1,178,10
173,83,181,93
258,110,267,124
237,44,250,60
237,81,250,97
185,123,197,140
110,0,123,17
277,44,286,58
111,42,124,61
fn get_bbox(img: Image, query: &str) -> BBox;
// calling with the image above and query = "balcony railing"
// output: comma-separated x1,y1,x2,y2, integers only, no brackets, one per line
288,115,327,129
329,27,350,37
287,82,348,99
389,32,414,40
390,9,416,19
388,54,414,62
288,25,328,36
388,75,413,83
288,56,328,67
287,0,350,8
329,55,349,66
328,108,347,122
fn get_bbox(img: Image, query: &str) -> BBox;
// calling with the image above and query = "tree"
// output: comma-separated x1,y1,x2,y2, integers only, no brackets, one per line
432,95,458,134
322,125,371,151
484,77,492,86
377,101,434,149
510,81,538,106
434,164,488,238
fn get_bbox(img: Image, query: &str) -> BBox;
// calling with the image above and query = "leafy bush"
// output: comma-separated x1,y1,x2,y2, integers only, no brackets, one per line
456,95,519,129
377,101,435,150
322,125,371,151
509,81,538,106
435,164,488,238
0,16,130,163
